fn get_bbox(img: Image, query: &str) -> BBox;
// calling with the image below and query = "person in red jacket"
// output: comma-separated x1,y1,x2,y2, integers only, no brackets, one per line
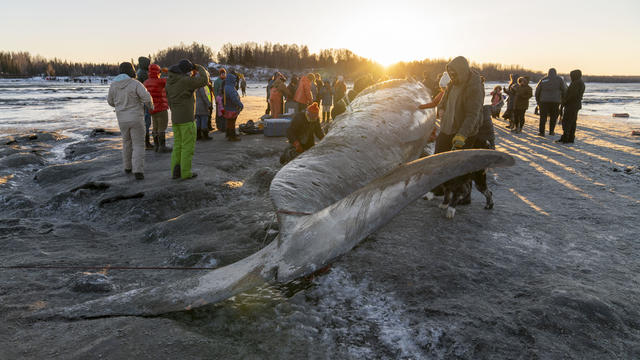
143,64,172,152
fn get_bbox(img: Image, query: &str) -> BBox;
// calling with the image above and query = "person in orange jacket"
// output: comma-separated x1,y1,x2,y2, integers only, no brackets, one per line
293,73,315,112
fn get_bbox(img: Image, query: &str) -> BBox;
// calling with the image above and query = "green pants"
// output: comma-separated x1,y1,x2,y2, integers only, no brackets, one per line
171,121,196,179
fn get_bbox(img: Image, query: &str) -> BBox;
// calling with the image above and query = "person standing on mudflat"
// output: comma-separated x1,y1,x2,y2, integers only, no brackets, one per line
558,70,585,144
143,64,172,153
195,84,213,141
136,56,154,149
535,68,567,136
213,68,226,133
502,74,518,128
513,77,533,134
435,56,484,154
222,71,243,141
107,62,154,180
166,59,210,180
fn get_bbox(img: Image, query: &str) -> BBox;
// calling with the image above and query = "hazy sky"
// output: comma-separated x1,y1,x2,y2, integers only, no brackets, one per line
2,0,639,75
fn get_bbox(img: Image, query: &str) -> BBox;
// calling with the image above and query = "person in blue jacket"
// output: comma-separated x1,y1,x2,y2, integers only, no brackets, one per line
223,71,244,141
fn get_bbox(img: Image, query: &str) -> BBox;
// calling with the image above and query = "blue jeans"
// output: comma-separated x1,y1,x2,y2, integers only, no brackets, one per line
195,115,209,130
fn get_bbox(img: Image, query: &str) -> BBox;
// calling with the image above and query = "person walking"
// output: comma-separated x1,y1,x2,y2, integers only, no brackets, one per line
143,64,172,153
535,68,567,136
195,84,212,140
166,59,210,180
513,77,533,134
222,71,243,141
107,62,153,180
558,70,585,144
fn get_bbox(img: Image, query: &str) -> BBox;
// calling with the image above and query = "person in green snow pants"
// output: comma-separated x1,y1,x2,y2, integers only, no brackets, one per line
170,121,197,179
165,59,210,179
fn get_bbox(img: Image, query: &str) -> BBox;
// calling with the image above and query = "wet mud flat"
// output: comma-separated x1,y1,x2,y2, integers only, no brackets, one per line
1,113,640,359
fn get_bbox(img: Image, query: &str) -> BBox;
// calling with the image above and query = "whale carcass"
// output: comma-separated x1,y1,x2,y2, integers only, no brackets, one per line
37,79,514,319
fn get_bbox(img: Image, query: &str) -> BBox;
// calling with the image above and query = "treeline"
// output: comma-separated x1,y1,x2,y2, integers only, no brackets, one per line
216,42,382,78
153,42,215,68
2,44,639,83
0,51,117,77
386,60,545,83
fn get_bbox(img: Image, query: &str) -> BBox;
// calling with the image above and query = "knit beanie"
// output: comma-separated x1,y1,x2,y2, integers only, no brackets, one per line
306,102,320,118
119,62,136,78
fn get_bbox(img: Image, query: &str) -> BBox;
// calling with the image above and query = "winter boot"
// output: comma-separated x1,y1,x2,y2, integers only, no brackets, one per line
172,164,181,179
145,134,153,150
202,129,212,141
153,135,159,152
159,132,172,153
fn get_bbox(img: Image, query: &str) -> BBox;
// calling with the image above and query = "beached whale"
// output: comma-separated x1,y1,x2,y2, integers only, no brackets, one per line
36,79,514,319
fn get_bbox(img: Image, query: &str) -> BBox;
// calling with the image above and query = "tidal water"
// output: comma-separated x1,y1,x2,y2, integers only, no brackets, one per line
1,78,638,135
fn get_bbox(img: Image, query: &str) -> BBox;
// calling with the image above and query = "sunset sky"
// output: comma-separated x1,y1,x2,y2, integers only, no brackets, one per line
2,0,639,75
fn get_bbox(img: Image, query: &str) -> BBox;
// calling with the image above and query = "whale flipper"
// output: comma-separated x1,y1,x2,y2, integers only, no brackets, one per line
275,149,515,281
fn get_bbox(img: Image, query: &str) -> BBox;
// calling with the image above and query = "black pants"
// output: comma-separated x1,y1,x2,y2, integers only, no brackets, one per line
560,106,579,142
539,102,560,134
514,109,526,130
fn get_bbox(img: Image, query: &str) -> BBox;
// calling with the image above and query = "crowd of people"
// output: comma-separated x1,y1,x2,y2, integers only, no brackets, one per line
106,54,585,182
487,68,585,142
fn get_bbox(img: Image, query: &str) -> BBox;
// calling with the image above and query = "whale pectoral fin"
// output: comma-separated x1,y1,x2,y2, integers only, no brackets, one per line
275,149,514,282
336,149,514,237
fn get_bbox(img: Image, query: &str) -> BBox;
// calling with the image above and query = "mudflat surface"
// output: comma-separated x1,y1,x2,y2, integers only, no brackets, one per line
1,108,639,359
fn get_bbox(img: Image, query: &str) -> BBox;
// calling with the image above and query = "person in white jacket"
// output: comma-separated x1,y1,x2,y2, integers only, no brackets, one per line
107,62,154,180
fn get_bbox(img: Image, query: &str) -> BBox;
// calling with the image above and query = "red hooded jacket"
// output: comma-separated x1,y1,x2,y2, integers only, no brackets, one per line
143,64,168,114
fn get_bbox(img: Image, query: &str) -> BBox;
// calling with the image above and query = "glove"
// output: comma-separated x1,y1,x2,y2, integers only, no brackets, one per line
293,141,303,153
451,134,466,150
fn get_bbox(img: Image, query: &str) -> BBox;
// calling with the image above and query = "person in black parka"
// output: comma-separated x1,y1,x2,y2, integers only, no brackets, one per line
558,70,585,144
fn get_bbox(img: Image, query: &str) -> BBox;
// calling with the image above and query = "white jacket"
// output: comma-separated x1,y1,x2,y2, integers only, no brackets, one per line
107,74,154,124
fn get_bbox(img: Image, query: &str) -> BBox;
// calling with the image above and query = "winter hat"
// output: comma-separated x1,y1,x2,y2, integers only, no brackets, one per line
178,59,195,73
119,62,136,78
439,72,451,88
306,102,320,117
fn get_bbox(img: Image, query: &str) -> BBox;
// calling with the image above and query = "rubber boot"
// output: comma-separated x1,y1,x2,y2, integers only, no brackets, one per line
153,135,159,152
145,134,153,150
159,132,172,153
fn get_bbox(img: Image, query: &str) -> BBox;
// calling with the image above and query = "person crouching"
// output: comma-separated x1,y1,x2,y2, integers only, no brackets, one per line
107,62,154,180
280,102,324,164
